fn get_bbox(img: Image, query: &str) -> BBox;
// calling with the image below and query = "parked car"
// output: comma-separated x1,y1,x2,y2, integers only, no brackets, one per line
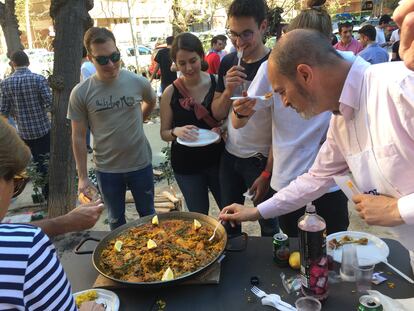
120,45,152,75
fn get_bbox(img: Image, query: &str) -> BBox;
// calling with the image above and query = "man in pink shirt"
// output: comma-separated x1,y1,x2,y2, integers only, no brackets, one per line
334,21,363,55
220,29,414,271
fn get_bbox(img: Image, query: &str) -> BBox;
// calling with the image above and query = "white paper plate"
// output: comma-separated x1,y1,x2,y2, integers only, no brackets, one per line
177,128,220,147
327,231,389,266
73,288,120,311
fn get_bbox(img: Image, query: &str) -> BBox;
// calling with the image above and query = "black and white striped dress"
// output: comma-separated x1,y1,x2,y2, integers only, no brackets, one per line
0,224,76,310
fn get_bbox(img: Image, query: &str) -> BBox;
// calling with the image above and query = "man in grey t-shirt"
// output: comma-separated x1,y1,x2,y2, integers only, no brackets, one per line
68,27,156,230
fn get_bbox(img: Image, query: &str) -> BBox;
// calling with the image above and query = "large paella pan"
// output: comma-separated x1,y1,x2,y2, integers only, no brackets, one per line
76,212,230,287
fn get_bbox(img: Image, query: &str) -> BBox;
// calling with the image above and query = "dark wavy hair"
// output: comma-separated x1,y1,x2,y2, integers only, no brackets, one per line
227,0,268,26
170,32,208,71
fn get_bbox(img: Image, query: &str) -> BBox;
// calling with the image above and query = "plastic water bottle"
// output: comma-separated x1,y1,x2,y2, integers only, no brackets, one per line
298,203,329,301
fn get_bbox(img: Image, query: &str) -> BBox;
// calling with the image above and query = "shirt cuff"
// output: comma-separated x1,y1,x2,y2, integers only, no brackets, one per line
257,196,279,219
398,193,414,225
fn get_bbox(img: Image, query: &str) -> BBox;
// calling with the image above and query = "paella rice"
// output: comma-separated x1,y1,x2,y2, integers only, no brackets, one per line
100,219,225,282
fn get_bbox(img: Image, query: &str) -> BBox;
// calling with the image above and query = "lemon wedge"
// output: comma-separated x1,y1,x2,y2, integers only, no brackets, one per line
193,219,202,230
161,267,174,281
114,240,123,252
147,239,157,249
152,215,159,225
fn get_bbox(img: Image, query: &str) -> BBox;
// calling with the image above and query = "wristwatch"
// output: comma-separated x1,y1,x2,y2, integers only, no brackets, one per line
233,107,248,119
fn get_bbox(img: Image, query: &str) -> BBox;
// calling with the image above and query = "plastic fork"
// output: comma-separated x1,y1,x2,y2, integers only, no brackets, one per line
237,49,243,67
230,95,272,101
381,259,414,284
251,286,297,310
208,211,227,241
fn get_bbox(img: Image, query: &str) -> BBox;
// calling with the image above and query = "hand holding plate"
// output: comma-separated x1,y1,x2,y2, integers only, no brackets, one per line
173,125,199,142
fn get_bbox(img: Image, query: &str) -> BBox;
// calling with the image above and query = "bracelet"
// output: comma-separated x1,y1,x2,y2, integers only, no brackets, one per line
233,107,249,119
171,128,177,139
260,170,271,180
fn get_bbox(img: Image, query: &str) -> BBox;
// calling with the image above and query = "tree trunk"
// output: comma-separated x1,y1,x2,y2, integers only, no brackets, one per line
47,0,93,217
0,0,24,58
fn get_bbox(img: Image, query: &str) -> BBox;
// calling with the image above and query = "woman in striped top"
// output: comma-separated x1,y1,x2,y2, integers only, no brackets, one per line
0,117,101,311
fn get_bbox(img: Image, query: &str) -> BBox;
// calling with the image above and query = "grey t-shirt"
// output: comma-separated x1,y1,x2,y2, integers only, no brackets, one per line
67,69,155,173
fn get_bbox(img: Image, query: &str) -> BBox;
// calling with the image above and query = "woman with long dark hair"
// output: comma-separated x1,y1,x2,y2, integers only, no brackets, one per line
160,33,224,215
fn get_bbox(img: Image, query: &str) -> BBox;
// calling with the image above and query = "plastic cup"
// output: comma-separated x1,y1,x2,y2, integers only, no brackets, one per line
340,243,358,281
353,257,375,294
295,296,322,311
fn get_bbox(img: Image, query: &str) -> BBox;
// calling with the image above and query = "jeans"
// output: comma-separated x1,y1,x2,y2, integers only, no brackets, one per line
86,128,91,148
23,131,50,199
96,164,155,230
278,190,349,237
219,150,279,237
174,164,221,215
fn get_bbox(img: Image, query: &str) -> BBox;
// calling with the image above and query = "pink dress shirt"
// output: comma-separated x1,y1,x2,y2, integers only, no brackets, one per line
258,58,414,228
334,38,364,55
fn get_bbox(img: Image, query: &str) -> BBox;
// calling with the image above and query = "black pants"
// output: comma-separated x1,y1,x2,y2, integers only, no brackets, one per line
278,190,349,237
219,150,279,237
23,131,50,199
174,163,222,215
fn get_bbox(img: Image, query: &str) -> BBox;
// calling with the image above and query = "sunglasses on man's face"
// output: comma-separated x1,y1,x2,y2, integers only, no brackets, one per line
13,173,30,198
91,51,121,66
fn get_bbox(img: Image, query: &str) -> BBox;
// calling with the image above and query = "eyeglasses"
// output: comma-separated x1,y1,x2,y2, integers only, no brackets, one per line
91,51,121,66
13,173,30,198
226,29,254,42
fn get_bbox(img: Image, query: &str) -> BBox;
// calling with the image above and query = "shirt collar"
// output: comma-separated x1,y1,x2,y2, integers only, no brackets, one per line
367,42,379,48
14,67,30,73
339,38,355,48
338,56,371,120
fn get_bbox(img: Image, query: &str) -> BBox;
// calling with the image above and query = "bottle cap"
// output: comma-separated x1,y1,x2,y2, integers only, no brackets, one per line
305,203,316,213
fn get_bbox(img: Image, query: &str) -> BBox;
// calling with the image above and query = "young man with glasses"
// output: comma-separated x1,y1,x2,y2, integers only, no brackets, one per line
334,21,363,55
211,0,278,237
68,27,157,230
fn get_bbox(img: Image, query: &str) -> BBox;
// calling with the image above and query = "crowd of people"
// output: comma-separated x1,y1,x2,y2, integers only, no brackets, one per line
333,14,402,65
0,0,413,308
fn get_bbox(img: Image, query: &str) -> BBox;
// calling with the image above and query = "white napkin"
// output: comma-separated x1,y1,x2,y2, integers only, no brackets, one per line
367,290,414,311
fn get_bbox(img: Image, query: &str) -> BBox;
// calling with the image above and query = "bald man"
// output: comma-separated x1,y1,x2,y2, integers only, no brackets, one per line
220,29,414,272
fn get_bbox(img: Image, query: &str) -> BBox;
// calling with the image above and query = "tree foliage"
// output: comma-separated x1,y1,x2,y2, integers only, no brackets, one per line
326,0,351,15
171,0,231,34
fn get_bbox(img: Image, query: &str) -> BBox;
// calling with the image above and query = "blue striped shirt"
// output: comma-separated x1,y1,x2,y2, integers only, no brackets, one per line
0,67,51,140
0,224,76,311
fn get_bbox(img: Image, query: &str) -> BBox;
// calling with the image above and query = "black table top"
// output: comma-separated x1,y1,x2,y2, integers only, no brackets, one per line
61,232,414,311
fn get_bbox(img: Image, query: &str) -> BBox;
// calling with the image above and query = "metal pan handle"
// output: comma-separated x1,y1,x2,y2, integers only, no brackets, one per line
74,237,100,255
226,232,248,252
